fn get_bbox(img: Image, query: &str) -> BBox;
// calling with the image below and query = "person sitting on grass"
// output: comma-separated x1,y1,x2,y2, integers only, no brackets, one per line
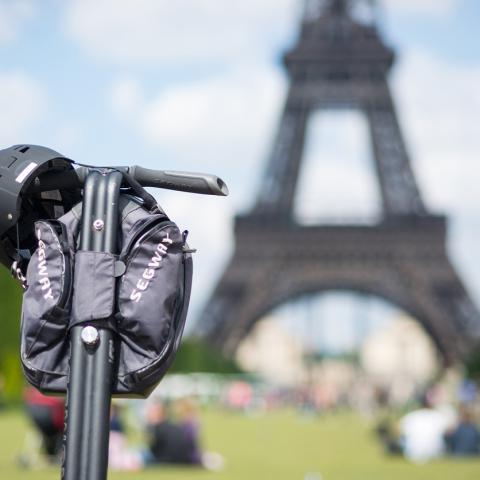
399,392,451,463
145,399,199,465
144,398,224,470
445,406,480,456
24,386,64,463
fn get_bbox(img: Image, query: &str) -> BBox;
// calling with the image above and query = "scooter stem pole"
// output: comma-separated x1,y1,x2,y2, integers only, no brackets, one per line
63,171,122,480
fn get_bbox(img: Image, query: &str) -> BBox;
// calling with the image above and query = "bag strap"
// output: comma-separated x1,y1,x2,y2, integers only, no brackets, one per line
119,171,160,214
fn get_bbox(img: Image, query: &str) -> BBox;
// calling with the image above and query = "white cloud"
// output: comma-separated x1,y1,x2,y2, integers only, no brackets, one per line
64,0,461,68
109,65,285,207
65,0,297,65
0,71,45,144
392,51,480,216
0,0,35,45
110,77,143,117
142,67,282,154
382,0,459,17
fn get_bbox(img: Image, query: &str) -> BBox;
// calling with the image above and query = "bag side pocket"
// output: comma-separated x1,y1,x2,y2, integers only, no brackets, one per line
20,220,73,392
115,221,187,396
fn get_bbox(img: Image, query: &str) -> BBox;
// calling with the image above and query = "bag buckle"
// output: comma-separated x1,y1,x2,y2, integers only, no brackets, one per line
11,260,28,290
182,230,196,253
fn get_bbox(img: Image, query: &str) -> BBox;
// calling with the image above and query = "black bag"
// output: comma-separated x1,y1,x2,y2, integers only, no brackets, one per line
20,195,193,398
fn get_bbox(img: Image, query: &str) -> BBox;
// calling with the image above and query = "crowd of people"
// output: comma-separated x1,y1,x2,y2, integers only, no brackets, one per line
376,387,480,463
108,397,213,471
20,378,480,469
21,387,224,472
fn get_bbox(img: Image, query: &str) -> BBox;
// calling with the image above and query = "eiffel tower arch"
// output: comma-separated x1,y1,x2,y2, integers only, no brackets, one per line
197,0,480,362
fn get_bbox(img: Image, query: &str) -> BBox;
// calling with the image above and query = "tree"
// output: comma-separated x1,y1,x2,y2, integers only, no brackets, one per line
170,337,242,374
0,269,23,403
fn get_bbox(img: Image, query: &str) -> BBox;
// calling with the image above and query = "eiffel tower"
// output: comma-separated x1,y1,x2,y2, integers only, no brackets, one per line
197,0,480,362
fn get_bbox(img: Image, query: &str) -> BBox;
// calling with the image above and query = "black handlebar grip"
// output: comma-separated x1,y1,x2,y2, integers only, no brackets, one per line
129,166,229,196
30,165,229,197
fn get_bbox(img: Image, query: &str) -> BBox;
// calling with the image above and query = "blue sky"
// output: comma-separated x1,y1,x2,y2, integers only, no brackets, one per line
1,0,479,350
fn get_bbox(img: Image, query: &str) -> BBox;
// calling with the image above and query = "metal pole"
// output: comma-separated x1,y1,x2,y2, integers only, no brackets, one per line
63,170,122,480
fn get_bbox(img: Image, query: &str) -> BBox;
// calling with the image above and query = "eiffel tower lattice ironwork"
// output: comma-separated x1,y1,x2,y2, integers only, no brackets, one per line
197,0,480,361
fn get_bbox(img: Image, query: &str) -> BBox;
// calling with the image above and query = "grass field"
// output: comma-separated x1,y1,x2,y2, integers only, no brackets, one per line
1,408,479,479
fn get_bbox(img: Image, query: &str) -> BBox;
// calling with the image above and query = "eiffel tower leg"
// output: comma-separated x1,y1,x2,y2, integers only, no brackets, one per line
254,99,310,216
366,91,425,216
396,259,479,362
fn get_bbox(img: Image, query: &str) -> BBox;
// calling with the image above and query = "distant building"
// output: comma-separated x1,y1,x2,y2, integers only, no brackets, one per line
360,315,440,403
236,314,441,407
235,317,306,386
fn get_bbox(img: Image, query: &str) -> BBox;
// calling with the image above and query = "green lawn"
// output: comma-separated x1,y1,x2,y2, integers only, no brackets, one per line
1,408,479,479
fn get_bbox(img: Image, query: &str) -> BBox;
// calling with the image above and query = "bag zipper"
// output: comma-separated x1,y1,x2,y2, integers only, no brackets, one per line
120,215,170,260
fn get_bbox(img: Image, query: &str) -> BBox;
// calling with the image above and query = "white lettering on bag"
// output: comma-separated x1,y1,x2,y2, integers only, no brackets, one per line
36,229,54,301
130,233,173,303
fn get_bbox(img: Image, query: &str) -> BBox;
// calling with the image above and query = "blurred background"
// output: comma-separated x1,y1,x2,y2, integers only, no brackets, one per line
0,0,480,478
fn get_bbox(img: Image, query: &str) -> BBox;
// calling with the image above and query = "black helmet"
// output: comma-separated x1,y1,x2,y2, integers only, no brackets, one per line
0,144,81,272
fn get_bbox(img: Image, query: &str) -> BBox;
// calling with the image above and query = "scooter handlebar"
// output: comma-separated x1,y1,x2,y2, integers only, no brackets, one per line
128,166,229,196
31,165,229,196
